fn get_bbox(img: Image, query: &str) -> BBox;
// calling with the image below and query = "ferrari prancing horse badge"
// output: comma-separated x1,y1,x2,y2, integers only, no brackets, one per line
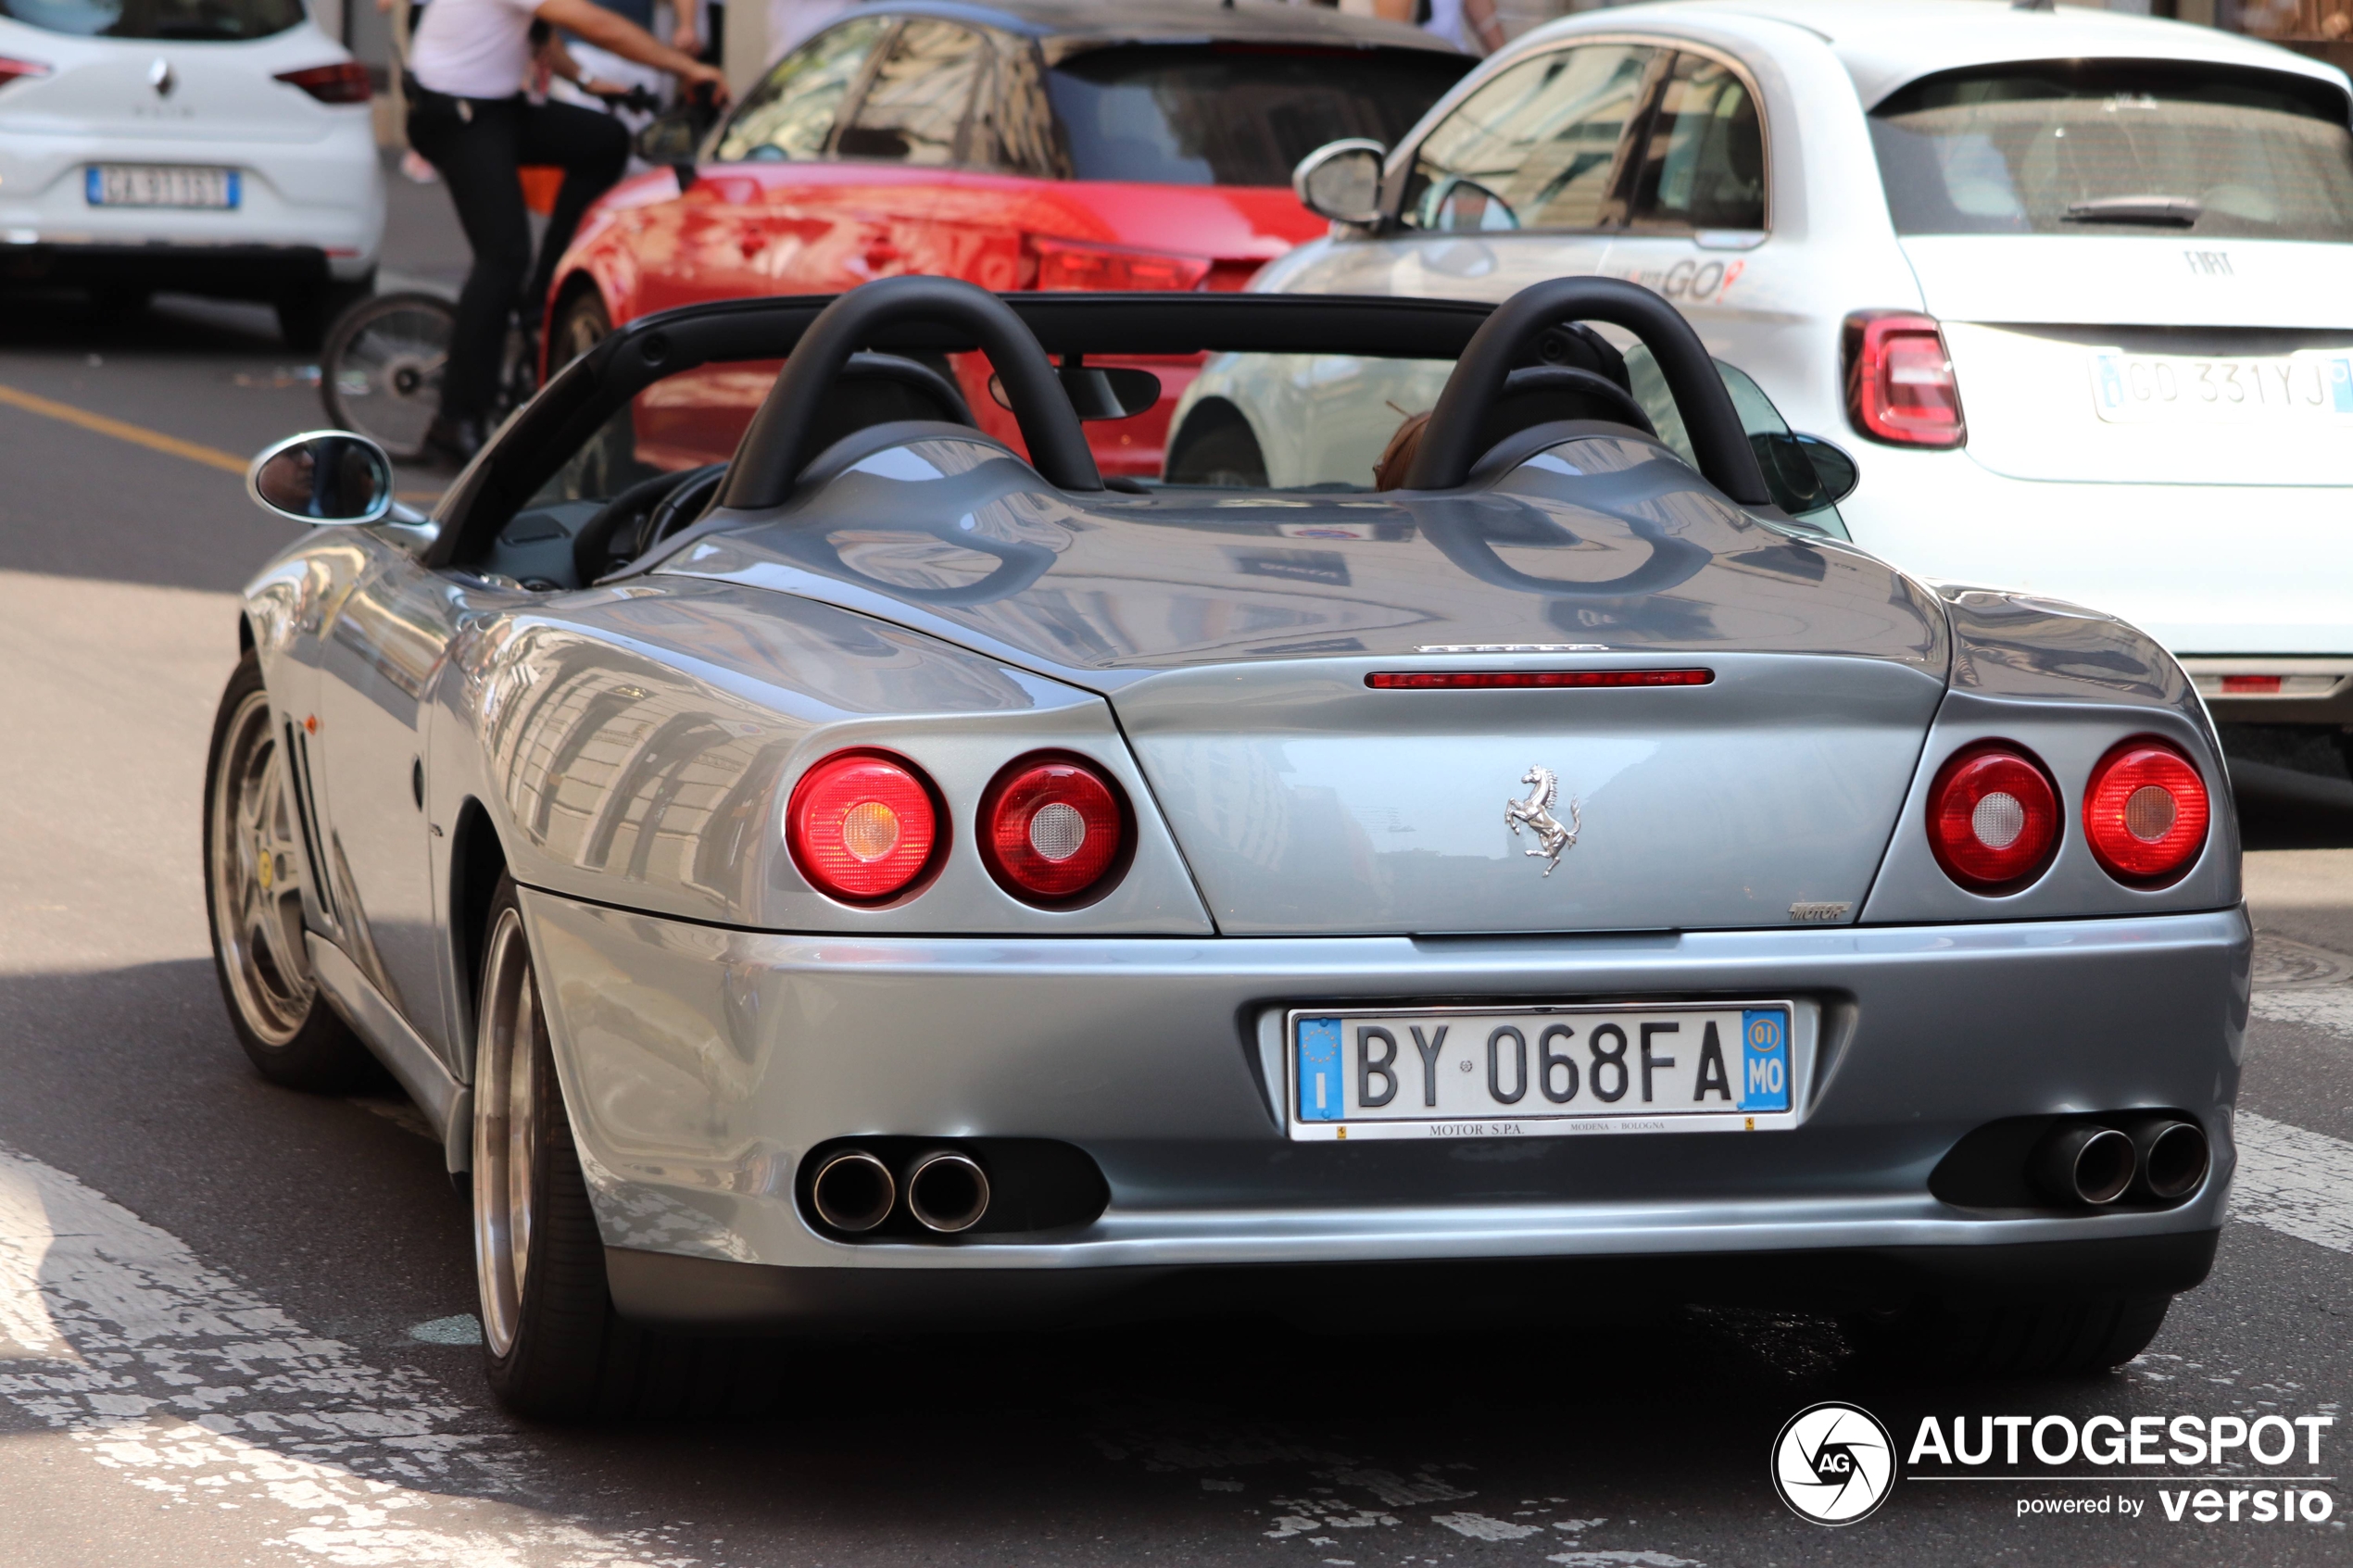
1505,765,1580,876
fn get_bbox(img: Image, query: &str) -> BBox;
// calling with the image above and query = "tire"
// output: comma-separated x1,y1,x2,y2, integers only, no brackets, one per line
279,270,377,353
1164,403,1270,487
321,291,456,463
1847,1293,2173,1379
203,650,378,1092
472,876,786,1420
547,287,610,375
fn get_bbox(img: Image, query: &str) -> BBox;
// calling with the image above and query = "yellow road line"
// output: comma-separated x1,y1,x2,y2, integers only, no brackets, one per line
0,381,248,475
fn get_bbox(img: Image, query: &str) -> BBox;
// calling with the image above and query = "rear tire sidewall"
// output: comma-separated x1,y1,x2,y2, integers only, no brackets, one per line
474,876,617,1418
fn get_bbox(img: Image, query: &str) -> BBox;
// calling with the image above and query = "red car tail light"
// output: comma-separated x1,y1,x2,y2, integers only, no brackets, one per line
2083,739,2209,884
786,750,941,903
0,56,52,88
1844,312,1966,447
980,754,1127,904
275,62,373,105
1029,237,1211,293
1927,742,2058,893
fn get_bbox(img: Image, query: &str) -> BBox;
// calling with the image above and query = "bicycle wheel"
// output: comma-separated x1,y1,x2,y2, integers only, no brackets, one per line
321,292,455,463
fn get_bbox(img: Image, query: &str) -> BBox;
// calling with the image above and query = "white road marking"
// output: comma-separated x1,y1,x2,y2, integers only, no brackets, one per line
2232,1113,2353,1256
2252,986,2353,1039
1546,1554,1704,1567
408,1316,485,1346
0,1141,698,1567
1432,1512,1541,1540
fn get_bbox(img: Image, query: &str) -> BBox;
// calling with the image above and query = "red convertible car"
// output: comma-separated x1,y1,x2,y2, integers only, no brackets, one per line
546,0,1466,478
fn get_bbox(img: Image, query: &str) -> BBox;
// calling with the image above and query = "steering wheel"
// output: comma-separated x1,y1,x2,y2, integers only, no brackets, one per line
723,275,1100,510
1404,277,1771,504
640,462,728,555
572,468,698,585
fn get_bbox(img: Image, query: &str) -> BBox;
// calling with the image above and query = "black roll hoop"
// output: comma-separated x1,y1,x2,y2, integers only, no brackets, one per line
1403,276,1772,505
722,275,1102,510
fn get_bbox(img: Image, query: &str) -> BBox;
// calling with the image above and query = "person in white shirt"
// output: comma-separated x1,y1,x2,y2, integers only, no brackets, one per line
406,0,728,463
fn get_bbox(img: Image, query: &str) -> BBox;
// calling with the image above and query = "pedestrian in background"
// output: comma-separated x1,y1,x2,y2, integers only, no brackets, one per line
405,0,728,464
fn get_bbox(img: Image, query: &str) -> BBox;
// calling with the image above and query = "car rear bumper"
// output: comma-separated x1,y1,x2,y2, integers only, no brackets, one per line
0,124,384,280
0,240,351,294
520,890,2248,1326
1839,453,2352,671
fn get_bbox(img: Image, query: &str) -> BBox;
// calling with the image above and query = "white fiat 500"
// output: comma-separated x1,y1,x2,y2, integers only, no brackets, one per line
0,0,384,345
1206,0,2353,758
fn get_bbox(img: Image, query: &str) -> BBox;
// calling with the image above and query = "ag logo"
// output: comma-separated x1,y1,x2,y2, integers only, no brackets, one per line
1771,1401,1895,1524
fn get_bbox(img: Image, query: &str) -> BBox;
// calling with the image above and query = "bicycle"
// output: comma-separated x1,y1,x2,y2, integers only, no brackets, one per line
319,83,708,463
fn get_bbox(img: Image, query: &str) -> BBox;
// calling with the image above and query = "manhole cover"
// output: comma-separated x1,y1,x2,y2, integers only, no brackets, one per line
2251,933,2353,991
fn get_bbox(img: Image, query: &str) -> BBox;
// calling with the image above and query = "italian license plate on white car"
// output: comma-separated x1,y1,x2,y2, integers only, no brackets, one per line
2090,349,2353,424
86,165,239,208
1287,1003,1797,1141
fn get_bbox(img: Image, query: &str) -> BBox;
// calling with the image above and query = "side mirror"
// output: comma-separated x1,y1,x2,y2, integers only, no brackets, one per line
1291,138,1386,226
1748,431,1859,513
247,431,394,526
991,364,1163,421
1794,433,1859,505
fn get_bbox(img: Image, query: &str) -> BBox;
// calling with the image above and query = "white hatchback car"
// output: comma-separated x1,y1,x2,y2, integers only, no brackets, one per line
0,0,384,345
1189,0,2353,759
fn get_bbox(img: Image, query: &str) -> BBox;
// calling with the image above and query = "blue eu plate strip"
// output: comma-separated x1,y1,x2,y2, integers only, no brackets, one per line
1739,1009,1789,1112
1296,1017,1343,1121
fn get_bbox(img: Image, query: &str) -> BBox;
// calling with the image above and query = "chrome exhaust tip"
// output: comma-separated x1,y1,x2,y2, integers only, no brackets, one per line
2130,1118,2209,1202
811,1149,896,1233
905,1150,990,1234
2032,1123,2135,1207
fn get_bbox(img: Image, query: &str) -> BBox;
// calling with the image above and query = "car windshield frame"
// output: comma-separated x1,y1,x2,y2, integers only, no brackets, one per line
0,0,303,40
1868,58,2353,242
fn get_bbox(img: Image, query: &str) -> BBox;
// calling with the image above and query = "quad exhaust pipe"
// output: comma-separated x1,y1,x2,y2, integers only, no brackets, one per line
809,1146,992,1234
810,1149,896,1233
906,1150,991,1234
2031,1117,2208,1208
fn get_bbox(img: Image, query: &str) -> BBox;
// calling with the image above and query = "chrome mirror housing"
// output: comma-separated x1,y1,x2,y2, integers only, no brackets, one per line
247,430,396,527
1292,138,1386,227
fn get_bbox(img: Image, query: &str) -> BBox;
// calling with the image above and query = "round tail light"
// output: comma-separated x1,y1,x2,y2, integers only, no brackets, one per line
2083,738,2208,884
1927,742,2058,893
980,754,1127,905
786,750,941,903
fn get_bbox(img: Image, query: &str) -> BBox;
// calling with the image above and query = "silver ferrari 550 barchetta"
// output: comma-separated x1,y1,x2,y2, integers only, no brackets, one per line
208,275,2246,1418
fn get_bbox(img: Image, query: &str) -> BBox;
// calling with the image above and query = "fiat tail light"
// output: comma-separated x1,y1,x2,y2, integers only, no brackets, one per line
980,754,1127,904
275,62,374,104
2083,739,2208,884
1028,237,1211,293
1927,742,2058,893
0,56,52,88
786,750,941,903
1844,312,1966,447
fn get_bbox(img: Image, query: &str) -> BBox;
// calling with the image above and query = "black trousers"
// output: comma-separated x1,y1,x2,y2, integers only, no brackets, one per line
407,92,629,421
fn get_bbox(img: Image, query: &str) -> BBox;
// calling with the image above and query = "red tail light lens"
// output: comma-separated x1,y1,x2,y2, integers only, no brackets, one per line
786,751,940,903
1029,237,1212,293
276,62,373,105
1927,743,2058,893
981,754,1127,903
2083,739,2209,884
1845,312,1966,447
0,56,52,88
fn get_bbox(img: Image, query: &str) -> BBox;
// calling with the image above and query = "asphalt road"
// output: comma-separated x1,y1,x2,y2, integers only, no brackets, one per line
1,194,2350,1567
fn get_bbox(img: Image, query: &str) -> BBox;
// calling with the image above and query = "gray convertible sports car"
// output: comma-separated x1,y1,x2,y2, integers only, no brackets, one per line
209,275,2245,1418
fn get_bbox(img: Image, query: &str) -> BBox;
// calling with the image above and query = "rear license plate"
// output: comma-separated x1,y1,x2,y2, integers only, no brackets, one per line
86,165,238,208
1287,1002,1798,1141
2089,350,2353,424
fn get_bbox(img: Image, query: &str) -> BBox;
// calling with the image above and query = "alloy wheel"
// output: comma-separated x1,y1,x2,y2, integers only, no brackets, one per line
207,689,316,1046
472,906,544,1359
